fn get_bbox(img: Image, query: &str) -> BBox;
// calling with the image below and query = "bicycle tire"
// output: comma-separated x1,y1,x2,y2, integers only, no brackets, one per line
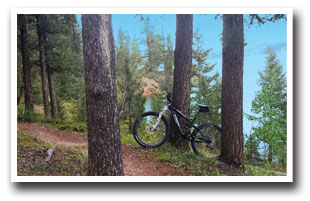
133,112,170,148
191,123,221,159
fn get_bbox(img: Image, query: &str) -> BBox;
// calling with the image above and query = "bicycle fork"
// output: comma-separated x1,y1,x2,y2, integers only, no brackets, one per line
151,106,168,131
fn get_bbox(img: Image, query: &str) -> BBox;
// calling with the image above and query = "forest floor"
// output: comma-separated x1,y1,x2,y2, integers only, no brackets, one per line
17,120,287,176
17,121,183,176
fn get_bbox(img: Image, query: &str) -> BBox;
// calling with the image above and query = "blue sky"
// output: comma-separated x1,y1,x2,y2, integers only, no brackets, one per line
77,14,287,135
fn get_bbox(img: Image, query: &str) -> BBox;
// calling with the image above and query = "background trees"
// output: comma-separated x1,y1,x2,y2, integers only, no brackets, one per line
82,14,124,176
248,48,287,165
35,14,50,116
191,29,221,126
115,29,146,133
18,14,34,112
16,13,288,174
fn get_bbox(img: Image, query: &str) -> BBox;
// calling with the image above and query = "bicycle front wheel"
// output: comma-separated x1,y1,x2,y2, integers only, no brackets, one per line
191,124,221,159
133,112,170,148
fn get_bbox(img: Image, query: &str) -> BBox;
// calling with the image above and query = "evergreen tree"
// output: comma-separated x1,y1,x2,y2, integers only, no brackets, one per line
82,14,124,176
169,14,193,148
18,14,34,111
244,126,261,161
249,48,287,165
149,35,174,113
140,16,164,74
191,29,221,126
115,29,146,132
35,14,50,116
220,14,244,168
160,35,174,93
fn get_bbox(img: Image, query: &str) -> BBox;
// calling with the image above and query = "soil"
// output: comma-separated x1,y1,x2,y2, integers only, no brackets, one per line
17,121,183,176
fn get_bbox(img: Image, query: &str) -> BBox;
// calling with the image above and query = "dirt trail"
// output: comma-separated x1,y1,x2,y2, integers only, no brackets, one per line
17,121,182,176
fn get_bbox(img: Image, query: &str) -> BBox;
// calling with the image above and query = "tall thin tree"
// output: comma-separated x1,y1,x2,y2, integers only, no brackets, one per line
18,14,34,111
169,14,193,147
35,15,50,116
220,14,244,168
82,14,124,176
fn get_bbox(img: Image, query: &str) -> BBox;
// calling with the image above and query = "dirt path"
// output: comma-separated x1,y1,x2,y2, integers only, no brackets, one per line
17,122,182,176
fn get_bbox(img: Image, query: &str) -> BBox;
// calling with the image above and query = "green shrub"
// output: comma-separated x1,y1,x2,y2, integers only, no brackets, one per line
56,122,87,133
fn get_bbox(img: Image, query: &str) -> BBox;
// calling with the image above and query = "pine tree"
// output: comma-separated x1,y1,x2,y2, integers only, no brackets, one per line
191,29,221,126
35,14,50,116
115,29,146,133
149,35,174,113
220,14,244,168
82,14,124,176
249,48,287,164
140,16,164,74
169,14,193,148
18,14,34,111
244,126,261,161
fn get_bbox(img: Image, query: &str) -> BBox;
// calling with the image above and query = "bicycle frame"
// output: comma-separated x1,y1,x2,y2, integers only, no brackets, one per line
168,104,200,140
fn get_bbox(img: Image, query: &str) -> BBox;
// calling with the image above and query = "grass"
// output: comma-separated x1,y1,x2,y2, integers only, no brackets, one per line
121,137,286,176
17,131,88,176
17,105,287,176
18,104,87,136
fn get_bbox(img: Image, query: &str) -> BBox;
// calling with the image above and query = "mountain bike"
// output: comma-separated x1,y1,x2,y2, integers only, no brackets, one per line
132,92,222,159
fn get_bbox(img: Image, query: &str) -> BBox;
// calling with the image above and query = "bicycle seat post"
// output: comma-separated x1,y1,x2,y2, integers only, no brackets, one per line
192,110,200,124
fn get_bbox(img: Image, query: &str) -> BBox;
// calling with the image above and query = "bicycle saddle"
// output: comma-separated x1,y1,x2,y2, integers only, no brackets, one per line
197,104,209,112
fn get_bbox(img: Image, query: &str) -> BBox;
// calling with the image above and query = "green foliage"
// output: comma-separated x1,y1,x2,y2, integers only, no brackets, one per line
18,131,52,149
115,29,146,132
56,122,87,133
248,47,287,166
18,106,87,135
244,128,261,161
17,14,86,120
191,29,221,126
156,35,174,93
140,16,164,74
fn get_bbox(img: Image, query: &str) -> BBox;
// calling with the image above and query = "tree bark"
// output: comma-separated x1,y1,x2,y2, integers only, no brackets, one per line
169,14,193,148
44,31,58,119
47,64,58,118
18,14,34,111
36,15,50,116
17,86,23,105
82,14,124,176
220,14,244,168
268,144,273,162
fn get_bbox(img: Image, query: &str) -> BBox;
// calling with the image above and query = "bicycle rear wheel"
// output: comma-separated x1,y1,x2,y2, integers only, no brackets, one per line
133,112,170,148
191,123,221,159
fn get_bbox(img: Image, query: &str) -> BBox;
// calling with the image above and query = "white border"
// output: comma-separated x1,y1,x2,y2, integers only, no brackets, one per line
11,7,293,182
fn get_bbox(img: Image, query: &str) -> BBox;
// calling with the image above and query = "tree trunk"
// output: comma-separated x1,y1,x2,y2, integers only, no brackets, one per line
220,14,244,168
36,15,50,116
169,14,193,148
47,64,58,118
44,30,58,119
82,14,124,176
268,144,273,162
18,14,34,111
17,86,23,105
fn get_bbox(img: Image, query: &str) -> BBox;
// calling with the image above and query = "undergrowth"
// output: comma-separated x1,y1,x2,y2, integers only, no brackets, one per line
17,104,286,176
17,131,88,176
18,104,87,135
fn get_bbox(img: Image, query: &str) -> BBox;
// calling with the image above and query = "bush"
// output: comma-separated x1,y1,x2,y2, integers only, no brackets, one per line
18,104,87,135
56,122,87,133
